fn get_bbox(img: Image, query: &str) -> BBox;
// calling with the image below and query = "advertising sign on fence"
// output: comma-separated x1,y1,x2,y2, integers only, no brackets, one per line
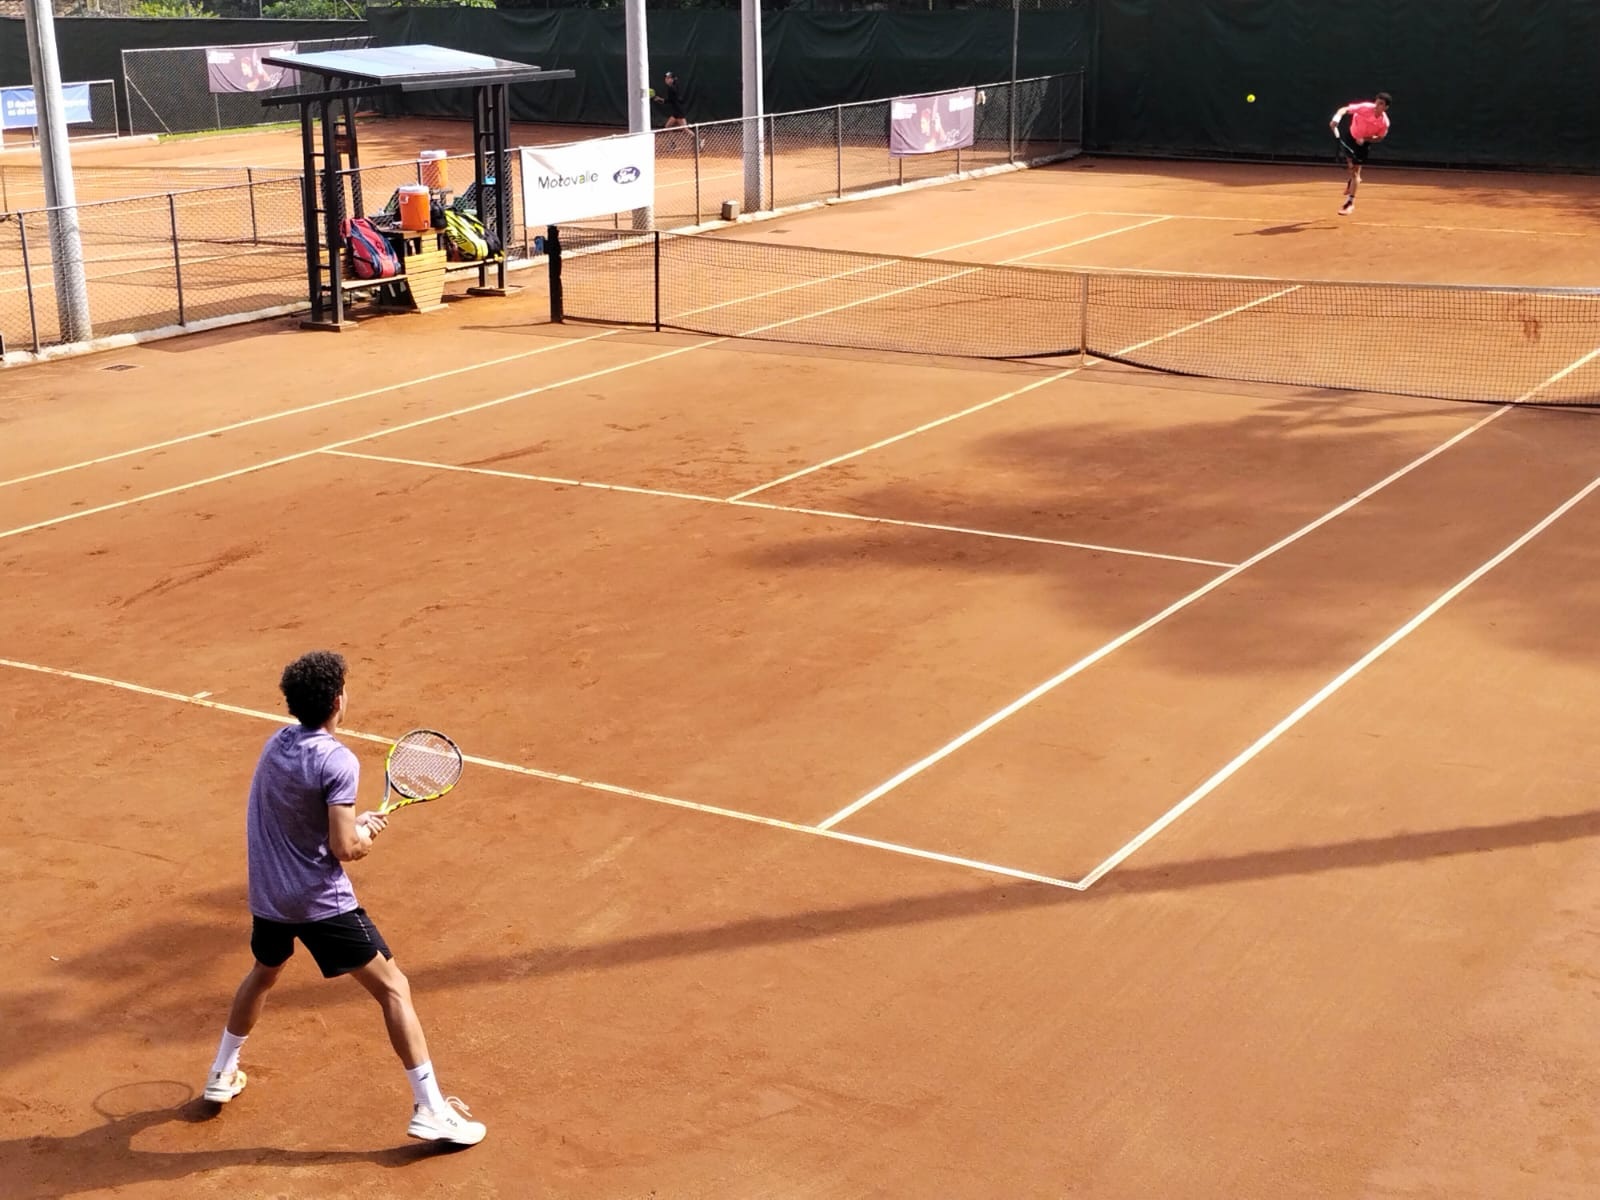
888,88,977,158
206,43,298,94
520,134,656,226
0,84,93,131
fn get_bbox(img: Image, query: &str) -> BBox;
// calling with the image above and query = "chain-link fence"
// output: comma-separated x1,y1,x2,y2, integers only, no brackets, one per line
1,71,1080,360
121,36,372,136
0,78,119,151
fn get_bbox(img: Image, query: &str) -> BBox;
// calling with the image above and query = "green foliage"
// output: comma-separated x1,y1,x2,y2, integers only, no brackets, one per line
131,0,218,15
261,0,361,15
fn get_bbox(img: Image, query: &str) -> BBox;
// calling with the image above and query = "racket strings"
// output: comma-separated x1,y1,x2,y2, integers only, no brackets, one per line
387,731,463,799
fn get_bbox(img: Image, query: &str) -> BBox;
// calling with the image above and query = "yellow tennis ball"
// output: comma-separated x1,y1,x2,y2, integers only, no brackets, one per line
1246,93,1256,103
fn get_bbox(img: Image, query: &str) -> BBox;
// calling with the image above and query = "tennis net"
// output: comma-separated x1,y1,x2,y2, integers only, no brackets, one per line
547,226,1600,407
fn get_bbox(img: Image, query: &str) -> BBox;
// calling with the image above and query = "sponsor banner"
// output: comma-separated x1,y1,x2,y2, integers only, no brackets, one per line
206,43,298,95
520,134,655,226
0,84,92,131
888,87,977,158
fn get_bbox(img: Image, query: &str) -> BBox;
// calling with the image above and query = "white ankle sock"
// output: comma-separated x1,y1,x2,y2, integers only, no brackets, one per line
211,1030,247,1077
405,1062,447,1111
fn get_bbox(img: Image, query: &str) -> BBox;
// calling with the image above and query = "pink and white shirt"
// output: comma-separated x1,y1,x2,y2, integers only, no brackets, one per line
1346,101,1390,142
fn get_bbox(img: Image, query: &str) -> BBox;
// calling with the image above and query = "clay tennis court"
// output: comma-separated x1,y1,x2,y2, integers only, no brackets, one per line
5,156,1600,1198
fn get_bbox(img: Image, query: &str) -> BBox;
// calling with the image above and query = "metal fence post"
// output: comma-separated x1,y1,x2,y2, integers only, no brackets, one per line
18,215,40,353
766,114,776,210
835,106,843,197
168,193,185,326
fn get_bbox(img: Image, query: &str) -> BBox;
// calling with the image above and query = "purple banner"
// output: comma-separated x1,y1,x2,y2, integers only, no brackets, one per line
206,43,298,95
888,88,977,158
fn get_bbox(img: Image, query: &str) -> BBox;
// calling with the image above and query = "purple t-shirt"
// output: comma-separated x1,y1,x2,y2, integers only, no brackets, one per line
246,724,360,923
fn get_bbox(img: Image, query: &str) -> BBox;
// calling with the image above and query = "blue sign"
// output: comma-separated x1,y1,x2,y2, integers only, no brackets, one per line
0,84,93,131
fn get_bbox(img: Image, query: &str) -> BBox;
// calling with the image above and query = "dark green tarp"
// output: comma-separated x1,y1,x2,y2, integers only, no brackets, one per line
0,17,366,134
364,8,1091,128
1093,0,1600,170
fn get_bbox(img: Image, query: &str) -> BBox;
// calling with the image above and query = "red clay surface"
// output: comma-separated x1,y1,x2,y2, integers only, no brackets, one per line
4,152,1600,1200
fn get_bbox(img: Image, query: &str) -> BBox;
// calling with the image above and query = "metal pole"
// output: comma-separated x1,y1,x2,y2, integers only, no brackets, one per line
835,105,843,198
741,0,766,213
766,113,775,209
247,165,260,245
624,0,653,229
546,224,563,322
168,192,185,326
692,133,701,224
22,0,91,342
652,230,661,331
1008,0,1020,163
1078,270,1089,366
18,215,40,353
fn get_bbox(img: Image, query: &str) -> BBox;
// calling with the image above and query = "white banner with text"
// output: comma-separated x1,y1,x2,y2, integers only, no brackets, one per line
520,134,655,226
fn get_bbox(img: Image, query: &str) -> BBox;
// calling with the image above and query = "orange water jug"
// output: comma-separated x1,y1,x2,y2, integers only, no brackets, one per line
397,184,431,231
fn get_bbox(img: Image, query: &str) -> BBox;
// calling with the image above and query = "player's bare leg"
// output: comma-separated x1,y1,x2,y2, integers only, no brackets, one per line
1340,160,1360,215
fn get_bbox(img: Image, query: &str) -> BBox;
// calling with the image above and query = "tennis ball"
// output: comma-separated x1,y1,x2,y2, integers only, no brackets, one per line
1246,93,1256,103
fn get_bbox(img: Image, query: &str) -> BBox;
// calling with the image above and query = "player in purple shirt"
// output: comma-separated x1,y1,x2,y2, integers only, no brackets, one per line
202,650,485,1147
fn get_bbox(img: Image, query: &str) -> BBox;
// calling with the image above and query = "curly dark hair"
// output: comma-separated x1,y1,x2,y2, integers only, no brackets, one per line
279,650,347,727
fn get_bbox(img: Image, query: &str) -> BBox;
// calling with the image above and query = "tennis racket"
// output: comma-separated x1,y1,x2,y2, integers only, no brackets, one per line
373,729,463,818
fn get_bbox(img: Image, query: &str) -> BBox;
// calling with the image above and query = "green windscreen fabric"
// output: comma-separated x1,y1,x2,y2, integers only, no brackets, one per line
1092,0,1600,170
0,17,366,133
364,8,1091,129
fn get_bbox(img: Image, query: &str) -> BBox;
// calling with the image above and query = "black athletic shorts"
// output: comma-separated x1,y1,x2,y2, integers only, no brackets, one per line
251,907,393,978
1337,129,1371,164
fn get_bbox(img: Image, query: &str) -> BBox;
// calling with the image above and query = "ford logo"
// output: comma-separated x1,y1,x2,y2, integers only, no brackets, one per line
613,166,641,184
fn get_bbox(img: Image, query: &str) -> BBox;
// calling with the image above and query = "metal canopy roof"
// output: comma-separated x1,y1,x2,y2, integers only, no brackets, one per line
261,44,574,92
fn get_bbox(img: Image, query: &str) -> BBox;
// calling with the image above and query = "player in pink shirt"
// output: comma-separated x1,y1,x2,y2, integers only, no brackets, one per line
1329,92,1392,216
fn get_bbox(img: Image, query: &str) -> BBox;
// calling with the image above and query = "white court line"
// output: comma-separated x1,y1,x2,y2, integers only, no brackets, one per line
818,341,1600,831
1001,215,1171,259
325,448,1236,568
814,402,1514,831
731,281,1301,502
1082,209,1597,239
1106,285,1302,357
0,329,623,490
727,367,1081,501
2,209,1093,493
1075,468,1600,889
1,211,1105,537
0,655,1083,891
0,339,720,541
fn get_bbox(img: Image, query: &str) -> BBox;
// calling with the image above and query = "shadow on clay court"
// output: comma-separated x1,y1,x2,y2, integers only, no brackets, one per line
0,1081,456,1199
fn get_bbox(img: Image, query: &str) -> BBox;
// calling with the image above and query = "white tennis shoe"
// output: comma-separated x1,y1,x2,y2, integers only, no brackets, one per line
407,1096,486,1146
1339,198,1354,216
202,1068,247,1103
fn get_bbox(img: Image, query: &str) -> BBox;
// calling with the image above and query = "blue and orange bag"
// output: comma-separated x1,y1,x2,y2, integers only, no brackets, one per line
341,217,401,280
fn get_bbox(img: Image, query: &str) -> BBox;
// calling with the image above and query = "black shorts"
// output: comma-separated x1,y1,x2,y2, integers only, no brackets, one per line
1337,130,1371,164
251,907,393,978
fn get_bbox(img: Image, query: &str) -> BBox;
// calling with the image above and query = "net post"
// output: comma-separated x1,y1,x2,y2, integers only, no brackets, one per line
246,166,260,245
1078,270,1089,366
652,229,661,331
168,192,186,326
18,215,41,353
835,105,843,198
692,131,702,224
546,224,564,323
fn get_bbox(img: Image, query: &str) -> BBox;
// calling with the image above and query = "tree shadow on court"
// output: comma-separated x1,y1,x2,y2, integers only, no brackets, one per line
218,808,1600,999
732,384,1600,673
0,1082,447,1199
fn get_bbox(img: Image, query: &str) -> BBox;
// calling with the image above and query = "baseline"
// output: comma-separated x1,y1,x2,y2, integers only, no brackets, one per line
0,655,1085,892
